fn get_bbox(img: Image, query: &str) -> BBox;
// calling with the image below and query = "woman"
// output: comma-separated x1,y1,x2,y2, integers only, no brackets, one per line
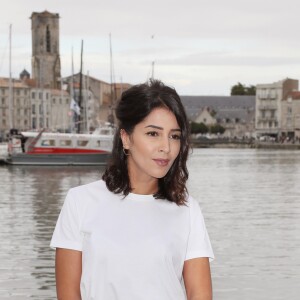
51,80,214,300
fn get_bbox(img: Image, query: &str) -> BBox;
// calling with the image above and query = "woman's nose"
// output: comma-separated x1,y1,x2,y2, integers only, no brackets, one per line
159,136,170,153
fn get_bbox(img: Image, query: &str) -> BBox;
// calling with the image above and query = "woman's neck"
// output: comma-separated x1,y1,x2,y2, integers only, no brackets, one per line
129,175,158,195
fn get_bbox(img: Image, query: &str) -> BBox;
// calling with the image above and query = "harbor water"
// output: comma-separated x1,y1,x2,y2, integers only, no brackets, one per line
0,148,299,299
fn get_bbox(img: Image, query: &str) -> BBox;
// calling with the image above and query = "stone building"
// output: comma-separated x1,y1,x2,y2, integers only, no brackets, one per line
31,11,61,89
0,77,31,138
64,74,131,125
194,107,216,125
0,75,72,138
281,91,300,139
255,78,298,139
49,89,72,132
181,95,255,138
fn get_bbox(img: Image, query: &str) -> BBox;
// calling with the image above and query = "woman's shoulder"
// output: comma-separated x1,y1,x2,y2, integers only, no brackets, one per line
69,179,106,194
184,194,204,214
66,179,114,205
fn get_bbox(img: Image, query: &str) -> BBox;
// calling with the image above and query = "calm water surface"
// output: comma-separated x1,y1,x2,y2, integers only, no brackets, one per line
0,149,299,299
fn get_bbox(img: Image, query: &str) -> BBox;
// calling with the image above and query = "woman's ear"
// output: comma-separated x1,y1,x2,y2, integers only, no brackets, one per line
120,129,130,150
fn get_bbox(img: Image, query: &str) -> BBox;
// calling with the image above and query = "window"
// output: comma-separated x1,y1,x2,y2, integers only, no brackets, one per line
60,140,72,147
16,89,20,96
1,98,5,105
259,89,265,98
39,104,43,114
66,98,69,104
46,25,51,52
2,119,6,126
39,92,42,100
32,117,36,129
32,92,35,99
53,98,56,104
59,98,62,104
32,104,36,114
77,140,88,147
270,89,276,99
41,139,55,146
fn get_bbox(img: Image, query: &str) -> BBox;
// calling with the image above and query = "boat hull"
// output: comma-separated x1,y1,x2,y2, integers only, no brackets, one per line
6,152,111,166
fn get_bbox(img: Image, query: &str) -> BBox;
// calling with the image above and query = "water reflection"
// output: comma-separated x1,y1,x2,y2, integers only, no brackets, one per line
0,165,103,299
0,150,299,299
187,149,300,300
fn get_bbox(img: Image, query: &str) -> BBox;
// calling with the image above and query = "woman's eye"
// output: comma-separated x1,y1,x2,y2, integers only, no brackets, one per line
146,131,158,137
170,134,181,140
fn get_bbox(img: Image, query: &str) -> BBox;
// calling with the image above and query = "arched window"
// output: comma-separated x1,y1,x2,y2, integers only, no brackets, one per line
46,25,51,52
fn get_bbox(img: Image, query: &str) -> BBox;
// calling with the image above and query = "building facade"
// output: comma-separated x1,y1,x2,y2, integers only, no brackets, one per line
255,78,298,139
281,91,300,139
181,95,256,138
0,78,31,138
64,74,132,125
31,11,61,89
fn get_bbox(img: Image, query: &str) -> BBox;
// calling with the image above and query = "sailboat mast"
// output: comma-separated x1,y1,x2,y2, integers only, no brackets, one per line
78,40,83,133
8,24,13,130
70,47,75,132
109,33,113,104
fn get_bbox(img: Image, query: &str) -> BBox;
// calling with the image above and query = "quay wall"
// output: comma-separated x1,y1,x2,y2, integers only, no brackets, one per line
191,139,300,150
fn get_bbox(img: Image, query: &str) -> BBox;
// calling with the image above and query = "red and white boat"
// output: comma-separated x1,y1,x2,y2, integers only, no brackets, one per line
6,127,114,165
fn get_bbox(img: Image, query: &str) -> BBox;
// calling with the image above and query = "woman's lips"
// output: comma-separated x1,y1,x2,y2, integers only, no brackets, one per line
153,159,170,166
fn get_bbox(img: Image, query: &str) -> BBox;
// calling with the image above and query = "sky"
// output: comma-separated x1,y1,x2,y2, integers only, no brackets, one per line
1,0,300,95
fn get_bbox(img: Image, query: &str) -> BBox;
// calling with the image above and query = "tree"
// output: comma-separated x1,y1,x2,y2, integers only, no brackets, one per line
190,122,209,134
231,82,256,95
246,85,256,95
209,124,226,134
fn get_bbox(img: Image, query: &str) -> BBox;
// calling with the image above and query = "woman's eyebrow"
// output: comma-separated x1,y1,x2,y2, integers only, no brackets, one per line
145,125,181,132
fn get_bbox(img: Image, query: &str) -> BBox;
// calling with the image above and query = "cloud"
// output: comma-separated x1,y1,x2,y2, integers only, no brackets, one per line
1,0,300,94
159,51,300,66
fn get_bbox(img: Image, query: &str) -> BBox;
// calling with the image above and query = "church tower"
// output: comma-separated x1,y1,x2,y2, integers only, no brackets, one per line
31,11,61,88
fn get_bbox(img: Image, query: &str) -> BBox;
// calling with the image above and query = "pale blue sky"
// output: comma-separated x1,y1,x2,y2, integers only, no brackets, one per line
1,0,300,95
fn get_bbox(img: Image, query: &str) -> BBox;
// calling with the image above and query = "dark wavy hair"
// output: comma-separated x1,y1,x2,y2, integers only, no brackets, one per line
102,79,190,205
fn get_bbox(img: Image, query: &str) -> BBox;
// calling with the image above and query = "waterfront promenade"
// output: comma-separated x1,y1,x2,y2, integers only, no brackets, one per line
191,138,300,149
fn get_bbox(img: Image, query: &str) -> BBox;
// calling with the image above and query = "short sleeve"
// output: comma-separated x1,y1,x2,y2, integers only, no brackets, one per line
185,196,214,261
50,189,83,251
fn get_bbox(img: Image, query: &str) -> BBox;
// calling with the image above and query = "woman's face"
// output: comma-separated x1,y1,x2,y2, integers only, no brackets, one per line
121,107,181,184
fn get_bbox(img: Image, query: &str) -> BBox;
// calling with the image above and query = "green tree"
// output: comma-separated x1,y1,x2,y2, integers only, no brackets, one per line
231,82,256,95
190,122,209,134
209,124,226,134
246,85,256,95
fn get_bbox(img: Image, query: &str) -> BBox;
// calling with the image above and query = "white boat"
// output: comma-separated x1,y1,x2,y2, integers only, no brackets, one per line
6,127,114,165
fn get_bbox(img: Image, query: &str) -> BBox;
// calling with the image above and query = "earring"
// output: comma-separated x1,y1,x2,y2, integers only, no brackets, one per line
123,148,130,156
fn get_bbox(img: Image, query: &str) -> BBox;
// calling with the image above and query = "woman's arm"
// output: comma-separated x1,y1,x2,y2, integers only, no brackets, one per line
55,248,82,300
183,257,212,300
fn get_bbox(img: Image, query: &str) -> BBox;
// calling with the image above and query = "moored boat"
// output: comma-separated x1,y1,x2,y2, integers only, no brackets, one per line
6,127,114,166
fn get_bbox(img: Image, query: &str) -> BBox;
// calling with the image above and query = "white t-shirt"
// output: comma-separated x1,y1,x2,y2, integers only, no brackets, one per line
50,180,214,300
